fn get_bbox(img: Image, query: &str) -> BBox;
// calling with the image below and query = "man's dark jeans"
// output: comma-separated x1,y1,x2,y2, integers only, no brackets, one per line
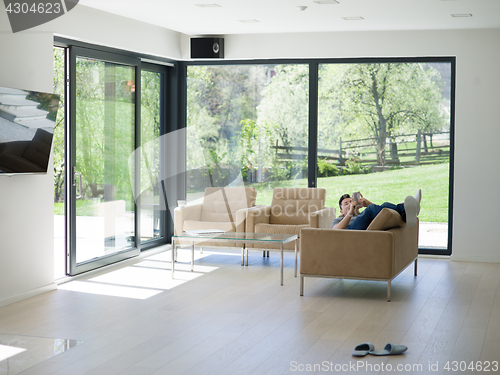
348,202,405,230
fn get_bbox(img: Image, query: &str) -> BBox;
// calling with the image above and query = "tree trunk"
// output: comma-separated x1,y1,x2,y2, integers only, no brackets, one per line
371,71,387,166
416,129,422,164
377,134,386,166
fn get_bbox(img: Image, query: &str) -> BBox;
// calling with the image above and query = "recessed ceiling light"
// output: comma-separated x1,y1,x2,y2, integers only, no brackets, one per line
297,6,308,11
314,0,339,4
238,19,260,23
450,13,472,17
342,16,364,20
195,3,221,8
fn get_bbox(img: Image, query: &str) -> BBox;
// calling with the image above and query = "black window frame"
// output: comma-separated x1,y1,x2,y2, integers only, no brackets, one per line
183,56,455,256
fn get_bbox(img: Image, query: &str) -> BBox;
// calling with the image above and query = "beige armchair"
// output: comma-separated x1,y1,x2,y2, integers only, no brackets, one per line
174,187,258,247
299,208,418,301
245,188,336,253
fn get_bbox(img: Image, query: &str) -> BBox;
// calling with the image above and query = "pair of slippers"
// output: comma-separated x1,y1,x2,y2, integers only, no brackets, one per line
352,342,408,357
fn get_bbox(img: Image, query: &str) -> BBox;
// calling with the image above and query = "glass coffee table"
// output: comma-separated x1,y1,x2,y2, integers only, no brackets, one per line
171,231,298,285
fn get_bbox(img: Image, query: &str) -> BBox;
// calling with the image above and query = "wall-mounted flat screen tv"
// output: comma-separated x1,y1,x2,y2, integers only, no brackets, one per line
0,86,60,175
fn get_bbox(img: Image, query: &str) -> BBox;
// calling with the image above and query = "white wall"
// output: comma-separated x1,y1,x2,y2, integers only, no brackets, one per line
0,4,182,306
208,29,500,263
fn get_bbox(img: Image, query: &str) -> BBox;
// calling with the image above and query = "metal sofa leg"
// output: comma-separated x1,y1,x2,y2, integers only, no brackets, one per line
294,239,298,277
414,258,418,276
300,275,304,296
387,280,391,302
191,242,194,272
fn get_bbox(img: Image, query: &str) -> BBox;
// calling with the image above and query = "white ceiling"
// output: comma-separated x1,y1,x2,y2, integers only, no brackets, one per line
78,0,500,36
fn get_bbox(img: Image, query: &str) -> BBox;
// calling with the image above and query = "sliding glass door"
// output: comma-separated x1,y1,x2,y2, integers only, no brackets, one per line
67,47,140,275
139,64,167,245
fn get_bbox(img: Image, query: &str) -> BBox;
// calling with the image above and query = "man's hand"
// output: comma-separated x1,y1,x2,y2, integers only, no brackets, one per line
349,200,358,215
357,192,372,208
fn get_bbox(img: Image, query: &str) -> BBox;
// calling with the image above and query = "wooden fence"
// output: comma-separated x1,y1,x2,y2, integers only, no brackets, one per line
271,130,450,169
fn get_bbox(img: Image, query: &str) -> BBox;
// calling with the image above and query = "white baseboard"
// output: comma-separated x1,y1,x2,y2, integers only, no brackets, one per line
418,254,451,260
0,283,57,308
451,254,500,263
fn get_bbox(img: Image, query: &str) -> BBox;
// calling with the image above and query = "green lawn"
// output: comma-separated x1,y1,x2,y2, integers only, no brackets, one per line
250,163,450,223
57,163,449,223
54,200,96,216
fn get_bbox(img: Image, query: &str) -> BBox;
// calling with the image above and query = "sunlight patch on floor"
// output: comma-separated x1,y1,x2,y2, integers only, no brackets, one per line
89,265,203,289
135,259,218,273
57,249,223,299
0,344,25,362
58,280,164,299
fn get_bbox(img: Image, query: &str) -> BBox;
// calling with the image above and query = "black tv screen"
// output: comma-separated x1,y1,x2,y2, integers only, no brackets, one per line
0,86,60,175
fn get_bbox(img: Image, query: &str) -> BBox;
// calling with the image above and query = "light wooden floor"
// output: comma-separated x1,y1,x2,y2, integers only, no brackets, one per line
1,248,499,375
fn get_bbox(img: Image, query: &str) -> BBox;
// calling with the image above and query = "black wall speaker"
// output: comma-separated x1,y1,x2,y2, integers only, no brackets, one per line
191,38,224,59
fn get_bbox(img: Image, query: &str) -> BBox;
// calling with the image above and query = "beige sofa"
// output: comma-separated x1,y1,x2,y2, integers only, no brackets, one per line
299,208,418,301
174,187,258,247
246,187,336,252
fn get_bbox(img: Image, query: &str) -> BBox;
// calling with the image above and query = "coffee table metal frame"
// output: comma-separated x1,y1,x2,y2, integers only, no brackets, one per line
171,232,298,285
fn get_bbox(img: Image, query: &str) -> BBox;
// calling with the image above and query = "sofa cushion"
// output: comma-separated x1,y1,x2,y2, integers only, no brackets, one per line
255,223,308,237
201,187,257,222
183,220,235,232
269,188,326,225
366,208,405,231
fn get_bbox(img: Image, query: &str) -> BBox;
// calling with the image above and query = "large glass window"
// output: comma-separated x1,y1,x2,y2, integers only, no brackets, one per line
56,42,454,266
317,62,452,250
186,64,309,205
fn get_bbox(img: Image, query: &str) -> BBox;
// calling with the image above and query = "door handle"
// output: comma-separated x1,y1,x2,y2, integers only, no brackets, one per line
73,166,82,199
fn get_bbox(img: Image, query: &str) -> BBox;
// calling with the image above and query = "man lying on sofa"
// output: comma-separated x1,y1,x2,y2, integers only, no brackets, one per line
331,190,421,230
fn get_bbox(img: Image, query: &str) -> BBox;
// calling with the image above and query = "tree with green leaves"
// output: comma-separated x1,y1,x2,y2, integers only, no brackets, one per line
320,63,448,165
139,70,162,199
186,65,268,184
257,64,309,179
257,65,309,150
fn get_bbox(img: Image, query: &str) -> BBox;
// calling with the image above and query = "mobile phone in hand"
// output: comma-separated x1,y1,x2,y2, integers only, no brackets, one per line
352,192,360,203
